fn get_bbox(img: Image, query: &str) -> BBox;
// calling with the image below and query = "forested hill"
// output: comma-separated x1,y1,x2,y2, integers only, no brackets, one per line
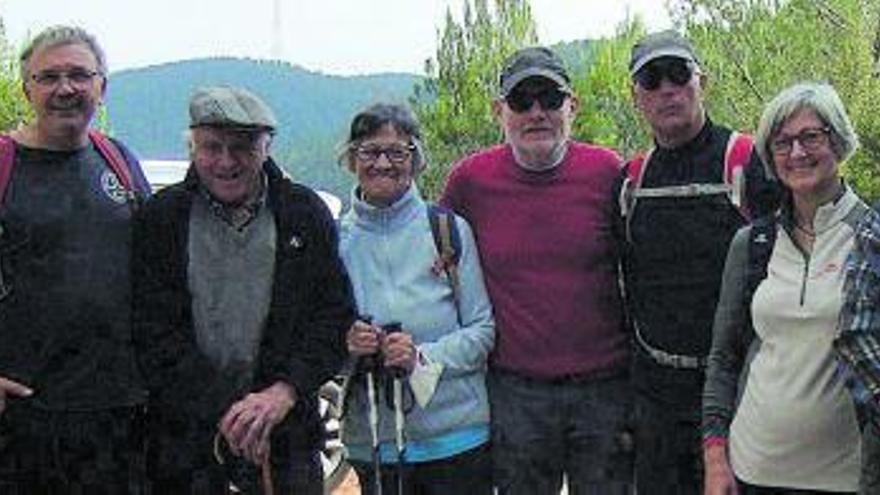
102,42,589,199
105,57,420,197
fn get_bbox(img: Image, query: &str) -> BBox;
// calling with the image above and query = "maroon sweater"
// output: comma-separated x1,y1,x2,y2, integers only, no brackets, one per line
441,142,628,379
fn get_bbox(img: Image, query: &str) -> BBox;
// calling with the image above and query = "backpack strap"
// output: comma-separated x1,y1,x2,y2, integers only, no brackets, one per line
745,213,777,310
427,204,462,324
620,149,654,243
724,131,755,219
0,135,14,206
742,213,777,358
0,131,139,207
88,129,138,199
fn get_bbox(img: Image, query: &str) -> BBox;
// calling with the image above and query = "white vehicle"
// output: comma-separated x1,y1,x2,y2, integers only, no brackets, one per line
140,159,190,191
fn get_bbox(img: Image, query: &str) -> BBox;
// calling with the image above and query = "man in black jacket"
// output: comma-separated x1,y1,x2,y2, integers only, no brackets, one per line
617,31,779,494
132,85,355,494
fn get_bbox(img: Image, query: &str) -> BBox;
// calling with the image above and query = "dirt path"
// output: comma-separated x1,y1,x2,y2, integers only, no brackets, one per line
330,470,360,495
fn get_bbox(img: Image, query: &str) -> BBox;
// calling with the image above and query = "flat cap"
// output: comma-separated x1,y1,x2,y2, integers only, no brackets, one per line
189,85,277,130
498,46,571,97
629,30,700,75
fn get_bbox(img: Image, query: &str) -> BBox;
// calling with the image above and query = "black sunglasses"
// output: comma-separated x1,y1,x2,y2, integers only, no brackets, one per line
633,58,695,91
505,88,569,113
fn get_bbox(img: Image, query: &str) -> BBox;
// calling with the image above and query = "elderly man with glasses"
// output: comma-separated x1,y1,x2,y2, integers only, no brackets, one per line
616,30,780,494
0,25,152,493
441,46,633,494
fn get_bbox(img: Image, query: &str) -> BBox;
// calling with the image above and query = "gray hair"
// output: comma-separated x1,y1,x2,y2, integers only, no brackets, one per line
339,103,427,175
755,81,859,178
20,25,107,80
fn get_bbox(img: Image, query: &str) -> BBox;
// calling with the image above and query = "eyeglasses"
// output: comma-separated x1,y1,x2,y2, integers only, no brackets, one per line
505,88,569,113
769,127,831,156
30,69,102,89
353,144,415,165
633,59,695,91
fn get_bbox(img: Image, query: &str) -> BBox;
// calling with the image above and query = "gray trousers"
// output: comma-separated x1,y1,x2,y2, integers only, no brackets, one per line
488,370,633,495
862,419,880,494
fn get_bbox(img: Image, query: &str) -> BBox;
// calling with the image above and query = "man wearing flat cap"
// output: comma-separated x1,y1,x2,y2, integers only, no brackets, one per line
616,30,779,493
441,47,633,493
132,85,356,494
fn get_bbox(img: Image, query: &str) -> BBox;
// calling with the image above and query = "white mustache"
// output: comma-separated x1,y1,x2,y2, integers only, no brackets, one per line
48,97,84,111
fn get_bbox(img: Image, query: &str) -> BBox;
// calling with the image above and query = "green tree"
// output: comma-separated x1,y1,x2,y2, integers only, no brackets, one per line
0,19,31,132
570,17,649,158
412,0,538,198
669,0,880,198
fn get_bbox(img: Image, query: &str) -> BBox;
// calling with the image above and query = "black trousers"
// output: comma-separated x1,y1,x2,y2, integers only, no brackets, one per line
632,354,703,495
0,405,147,495
351,443,492,495
149,451,322,495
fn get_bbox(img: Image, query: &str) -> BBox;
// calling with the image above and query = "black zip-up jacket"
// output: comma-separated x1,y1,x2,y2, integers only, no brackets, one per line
131,158,356,470
614,120,780,404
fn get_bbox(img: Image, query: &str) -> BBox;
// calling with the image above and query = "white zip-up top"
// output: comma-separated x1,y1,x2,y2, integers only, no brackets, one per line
729,187,862,491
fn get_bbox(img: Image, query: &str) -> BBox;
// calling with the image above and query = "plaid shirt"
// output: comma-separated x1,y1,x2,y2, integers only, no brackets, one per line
198,172,268,230
835,205,880,413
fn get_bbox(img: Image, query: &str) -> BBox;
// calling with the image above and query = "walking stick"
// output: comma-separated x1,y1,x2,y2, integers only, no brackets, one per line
383,322,406,495
358,315,384,495
392,374,406,495
365,361,383,495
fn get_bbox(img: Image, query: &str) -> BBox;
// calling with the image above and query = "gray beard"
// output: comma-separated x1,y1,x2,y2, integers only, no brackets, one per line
513,140,568,172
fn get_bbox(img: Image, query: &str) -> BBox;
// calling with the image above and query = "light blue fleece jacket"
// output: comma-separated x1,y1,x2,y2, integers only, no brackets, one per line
338,184,495,463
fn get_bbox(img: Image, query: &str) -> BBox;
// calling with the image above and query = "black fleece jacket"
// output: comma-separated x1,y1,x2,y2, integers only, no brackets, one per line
132,158,355,463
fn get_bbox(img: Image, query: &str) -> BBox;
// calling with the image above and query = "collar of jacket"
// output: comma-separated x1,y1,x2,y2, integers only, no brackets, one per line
653,116,714,155
778,180,857,237
347,183,424,233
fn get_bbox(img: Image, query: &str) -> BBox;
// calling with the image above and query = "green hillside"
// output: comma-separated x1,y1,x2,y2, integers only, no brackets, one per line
103,43,589,199
105,57,420,198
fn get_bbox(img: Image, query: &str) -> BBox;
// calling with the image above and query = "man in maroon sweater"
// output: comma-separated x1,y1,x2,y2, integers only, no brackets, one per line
441,46,632,494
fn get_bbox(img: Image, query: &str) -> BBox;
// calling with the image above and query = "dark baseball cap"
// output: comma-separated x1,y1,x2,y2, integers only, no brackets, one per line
629,30,700,76
498,46,571,97
189,85,277,130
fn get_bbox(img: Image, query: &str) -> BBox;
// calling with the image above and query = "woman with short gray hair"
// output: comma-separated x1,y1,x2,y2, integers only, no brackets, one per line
337,103,495,494
703,82,867,494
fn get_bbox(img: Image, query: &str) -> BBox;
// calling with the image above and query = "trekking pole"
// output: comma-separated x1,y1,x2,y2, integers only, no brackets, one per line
360,316,384,495
366,360,383,495
383,323,407,495
392,374,405,495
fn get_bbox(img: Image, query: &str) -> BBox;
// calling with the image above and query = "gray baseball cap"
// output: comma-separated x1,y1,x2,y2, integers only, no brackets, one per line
188,85,277,130
498,46,571,97
629,30,700,76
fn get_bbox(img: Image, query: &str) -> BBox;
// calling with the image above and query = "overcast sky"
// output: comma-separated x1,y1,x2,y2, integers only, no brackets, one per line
3,0,672,75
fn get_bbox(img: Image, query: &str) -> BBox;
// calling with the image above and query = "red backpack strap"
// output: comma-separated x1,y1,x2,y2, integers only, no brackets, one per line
0,134,15,205
620,150,655,243
625,155,645,184
619,154,645,217
724,131,755,219
620,149,654,216
88,129,134,192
